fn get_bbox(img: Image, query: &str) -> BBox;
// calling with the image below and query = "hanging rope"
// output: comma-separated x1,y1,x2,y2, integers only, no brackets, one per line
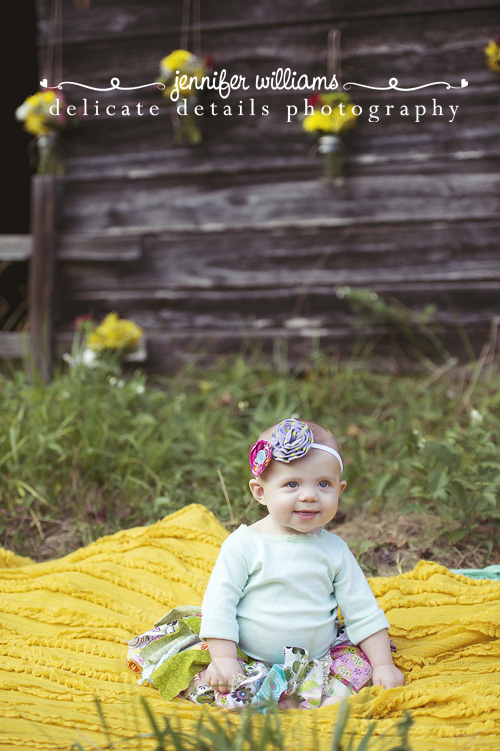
180,0,202,57
327,28,342,89
180,0,190,51
193,0,202,59
42,0,63,84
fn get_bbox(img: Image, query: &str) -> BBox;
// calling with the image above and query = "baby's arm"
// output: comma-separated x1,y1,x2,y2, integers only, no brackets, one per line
204,638,242,692
200,531,250,693
359,629,405,688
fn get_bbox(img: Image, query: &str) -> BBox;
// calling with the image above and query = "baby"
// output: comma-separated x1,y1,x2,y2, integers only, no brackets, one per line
198,417,404,708
128,417,404,710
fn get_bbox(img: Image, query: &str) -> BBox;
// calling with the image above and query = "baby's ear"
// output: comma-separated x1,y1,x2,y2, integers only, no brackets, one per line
339,480,347,495
249,478,266,504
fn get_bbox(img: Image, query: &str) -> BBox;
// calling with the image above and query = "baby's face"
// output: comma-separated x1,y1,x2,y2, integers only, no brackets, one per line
249,449,346,535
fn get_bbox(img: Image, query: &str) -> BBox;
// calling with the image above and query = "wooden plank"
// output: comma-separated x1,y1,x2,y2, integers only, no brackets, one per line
56,281,500,327
62,120,500,181
36,0,500,45
57,233,142,261
59,172,500,233
0,332,28,359
57,219,500,292
59,257,500,291
0,235,32,262
29,176,60,380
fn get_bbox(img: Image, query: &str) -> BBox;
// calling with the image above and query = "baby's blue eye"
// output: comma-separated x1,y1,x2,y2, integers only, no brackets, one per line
287,481,299,488
319,481,329,488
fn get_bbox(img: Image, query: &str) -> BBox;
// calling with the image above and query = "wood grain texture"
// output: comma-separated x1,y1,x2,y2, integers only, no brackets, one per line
36,0,500,44
33,0,500,368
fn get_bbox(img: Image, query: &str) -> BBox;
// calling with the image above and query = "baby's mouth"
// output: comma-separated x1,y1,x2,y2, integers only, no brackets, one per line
295,510,318,519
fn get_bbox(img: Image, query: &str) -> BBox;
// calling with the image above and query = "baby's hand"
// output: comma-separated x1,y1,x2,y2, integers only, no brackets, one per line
372,663,405,689
206,657,242,693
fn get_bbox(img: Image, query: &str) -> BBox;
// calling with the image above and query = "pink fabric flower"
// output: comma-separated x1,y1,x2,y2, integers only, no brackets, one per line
249,440,273,477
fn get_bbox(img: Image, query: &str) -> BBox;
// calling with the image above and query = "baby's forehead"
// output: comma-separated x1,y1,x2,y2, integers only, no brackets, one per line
268,449,341,478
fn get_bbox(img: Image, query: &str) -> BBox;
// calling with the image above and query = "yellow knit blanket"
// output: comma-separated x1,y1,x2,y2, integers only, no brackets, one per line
1,504,499,751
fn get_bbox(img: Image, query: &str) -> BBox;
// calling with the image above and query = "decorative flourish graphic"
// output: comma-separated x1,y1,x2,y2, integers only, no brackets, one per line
343,77,468,91
40,77,165,92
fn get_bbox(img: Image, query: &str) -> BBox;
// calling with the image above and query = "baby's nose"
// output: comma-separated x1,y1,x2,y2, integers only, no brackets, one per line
299,486,317,501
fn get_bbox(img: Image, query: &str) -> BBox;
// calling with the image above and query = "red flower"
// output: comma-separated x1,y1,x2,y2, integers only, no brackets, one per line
72,314,94,331
203,55,215,70
307,93,322,108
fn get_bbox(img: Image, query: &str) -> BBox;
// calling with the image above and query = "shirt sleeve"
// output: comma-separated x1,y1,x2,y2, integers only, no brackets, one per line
333,541,390,645
199,530,250,644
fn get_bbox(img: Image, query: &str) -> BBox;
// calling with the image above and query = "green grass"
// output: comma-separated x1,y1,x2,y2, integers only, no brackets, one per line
1,341,499,564
68,696,414,751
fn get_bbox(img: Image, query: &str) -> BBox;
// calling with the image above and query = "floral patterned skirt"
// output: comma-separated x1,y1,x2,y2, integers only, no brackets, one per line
127,606,372,710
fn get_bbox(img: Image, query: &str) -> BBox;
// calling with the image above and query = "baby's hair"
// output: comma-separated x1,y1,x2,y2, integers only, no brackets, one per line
258,419,341,454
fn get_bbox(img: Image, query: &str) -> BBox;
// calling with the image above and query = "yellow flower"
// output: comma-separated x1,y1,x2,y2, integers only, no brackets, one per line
160,50,206,98
303,104,356,135
161,50,193,73
16,90,61,136
485,39,500,73
86,312,143,353
24,112,50,136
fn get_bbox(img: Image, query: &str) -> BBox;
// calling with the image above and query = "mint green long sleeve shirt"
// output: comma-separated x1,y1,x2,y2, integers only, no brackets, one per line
200,525,390,665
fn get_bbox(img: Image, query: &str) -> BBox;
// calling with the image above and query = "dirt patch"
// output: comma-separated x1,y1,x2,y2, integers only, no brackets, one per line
330,510,500,577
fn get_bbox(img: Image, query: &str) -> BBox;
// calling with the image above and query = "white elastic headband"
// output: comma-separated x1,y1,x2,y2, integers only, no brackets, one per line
249,418,344,478
310,443,344,474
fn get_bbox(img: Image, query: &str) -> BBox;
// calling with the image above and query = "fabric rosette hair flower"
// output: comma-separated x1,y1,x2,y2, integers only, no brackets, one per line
301,93,357,184
249,441,273,477
484,35,500,73
270,418,314,462
249,417,344,478
15,90,79,174
249,418,315,478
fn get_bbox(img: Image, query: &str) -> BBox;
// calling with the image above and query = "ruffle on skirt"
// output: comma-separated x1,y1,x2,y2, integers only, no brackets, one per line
126,606,373,710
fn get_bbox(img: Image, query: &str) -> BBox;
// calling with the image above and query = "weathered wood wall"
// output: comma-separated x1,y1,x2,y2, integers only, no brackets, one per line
36,0,500,369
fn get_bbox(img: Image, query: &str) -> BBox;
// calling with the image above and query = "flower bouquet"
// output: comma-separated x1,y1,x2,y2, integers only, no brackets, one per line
64,313,144,374
302,93,357,183
15,90,78,174
159,49,212,145
484,35,500,73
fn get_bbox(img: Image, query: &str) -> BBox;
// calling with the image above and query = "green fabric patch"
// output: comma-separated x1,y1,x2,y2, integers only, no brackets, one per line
451,565,500,580
153,645,211,701
148,606,251,701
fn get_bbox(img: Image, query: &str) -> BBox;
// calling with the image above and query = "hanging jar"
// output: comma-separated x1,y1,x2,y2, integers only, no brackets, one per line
36,132,64,175
317,134,346,184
